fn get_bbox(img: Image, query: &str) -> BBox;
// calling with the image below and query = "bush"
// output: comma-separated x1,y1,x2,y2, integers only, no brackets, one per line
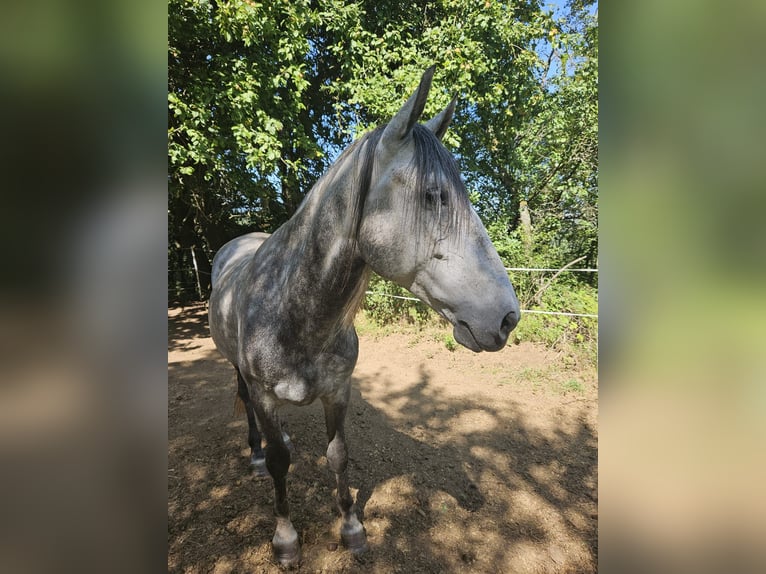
512,280,598,364
362,273,432,326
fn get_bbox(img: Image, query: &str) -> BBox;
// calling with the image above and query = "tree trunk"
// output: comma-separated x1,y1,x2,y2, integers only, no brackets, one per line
192,244,212,297
519,199,533,254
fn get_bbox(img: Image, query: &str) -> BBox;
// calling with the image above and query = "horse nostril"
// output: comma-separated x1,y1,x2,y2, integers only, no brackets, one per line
500,310,519,335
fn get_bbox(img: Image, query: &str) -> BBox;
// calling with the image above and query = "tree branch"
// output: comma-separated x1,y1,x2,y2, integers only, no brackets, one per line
531,255,586,306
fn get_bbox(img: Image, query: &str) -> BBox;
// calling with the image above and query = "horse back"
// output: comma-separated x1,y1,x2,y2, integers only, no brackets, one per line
209,232,271,364
211,232,271,286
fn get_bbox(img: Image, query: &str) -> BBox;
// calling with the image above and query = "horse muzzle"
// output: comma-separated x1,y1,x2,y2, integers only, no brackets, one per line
453,309,520,353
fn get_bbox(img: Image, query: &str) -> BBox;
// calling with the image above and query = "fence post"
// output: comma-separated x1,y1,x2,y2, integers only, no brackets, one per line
191,247,203,300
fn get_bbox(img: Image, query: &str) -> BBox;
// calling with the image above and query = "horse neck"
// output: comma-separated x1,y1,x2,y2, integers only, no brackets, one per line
278,142,371,334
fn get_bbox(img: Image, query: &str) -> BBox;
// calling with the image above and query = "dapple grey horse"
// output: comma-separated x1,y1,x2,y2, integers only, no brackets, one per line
208,66,520,566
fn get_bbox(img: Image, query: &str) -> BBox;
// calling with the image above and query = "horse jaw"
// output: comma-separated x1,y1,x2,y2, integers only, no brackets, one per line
405,233,521,353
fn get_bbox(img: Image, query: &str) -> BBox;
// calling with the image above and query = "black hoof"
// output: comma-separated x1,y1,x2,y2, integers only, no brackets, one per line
250,455,269,477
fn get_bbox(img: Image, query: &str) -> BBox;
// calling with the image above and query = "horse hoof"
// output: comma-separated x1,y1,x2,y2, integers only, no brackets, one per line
273,531,300,568
250,455,269,477
273,546,300,569
341,524,368,555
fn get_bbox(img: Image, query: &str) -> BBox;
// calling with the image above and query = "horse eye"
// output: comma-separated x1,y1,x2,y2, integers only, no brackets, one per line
425,188,447,208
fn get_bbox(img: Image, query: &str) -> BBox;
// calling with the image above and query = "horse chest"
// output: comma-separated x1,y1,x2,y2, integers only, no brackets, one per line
272,376,314,404
248,341,357,406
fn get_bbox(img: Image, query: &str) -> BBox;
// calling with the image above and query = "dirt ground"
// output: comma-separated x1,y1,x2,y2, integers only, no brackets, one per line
168,304,597,573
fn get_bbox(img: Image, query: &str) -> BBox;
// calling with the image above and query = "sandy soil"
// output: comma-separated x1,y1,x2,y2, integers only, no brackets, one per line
168,304,597,573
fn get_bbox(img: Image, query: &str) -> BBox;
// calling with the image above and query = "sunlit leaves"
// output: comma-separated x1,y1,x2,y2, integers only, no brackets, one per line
168,0,598,288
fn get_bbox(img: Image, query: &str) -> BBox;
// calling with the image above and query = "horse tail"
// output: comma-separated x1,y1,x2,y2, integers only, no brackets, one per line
234,392,246,416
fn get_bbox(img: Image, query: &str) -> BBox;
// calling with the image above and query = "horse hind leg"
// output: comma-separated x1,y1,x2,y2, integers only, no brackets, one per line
322,388,368,555
236,369,268,477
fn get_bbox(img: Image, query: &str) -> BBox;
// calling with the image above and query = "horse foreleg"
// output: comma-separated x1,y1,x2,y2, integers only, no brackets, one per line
251,397,300,567
236,369,268,476
322,386,368,555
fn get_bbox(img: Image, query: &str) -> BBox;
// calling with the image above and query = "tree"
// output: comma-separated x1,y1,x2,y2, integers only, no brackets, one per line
168,0,598,300
169,0,340,295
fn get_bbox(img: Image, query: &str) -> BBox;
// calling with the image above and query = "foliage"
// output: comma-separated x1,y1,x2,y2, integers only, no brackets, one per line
512,280,596,348
464,11,598,279
168,0,599,352
363,272,432,327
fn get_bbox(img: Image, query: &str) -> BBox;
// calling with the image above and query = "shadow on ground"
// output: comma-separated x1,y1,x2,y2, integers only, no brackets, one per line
168,307,597,573
167,303,210,352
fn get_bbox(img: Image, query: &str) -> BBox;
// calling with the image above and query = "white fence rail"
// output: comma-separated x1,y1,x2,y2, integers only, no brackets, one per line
364,291,598,319
169,257,598,319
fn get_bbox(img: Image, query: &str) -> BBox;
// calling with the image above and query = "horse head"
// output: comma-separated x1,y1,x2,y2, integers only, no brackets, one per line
357,67,521,352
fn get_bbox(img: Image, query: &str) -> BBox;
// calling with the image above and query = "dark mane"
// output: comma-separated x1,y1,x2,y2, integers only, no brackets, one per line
336,126,385,328
412,123,470,234
351,126,386,239
351,123,471,242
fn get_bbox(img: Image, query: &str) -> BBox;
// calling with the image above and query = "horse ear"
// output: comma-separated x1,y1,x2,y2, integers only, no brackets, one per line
381,66,435,146
424,97,457,141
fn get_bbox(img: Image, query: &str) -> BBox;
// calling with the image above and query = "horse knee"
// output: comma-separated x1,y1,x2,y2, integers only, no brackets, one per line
326,437,348,474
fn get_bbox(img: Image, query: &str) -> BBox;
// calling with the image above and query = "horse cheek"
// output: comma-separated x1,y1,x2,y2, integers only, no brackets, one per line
358,214,415,285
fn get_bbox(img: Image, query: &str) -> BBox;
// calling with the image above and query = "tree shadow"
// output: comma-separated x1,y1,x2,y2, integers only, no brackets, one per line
342,365,597,572
167,303,209,352
168,307,597,573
